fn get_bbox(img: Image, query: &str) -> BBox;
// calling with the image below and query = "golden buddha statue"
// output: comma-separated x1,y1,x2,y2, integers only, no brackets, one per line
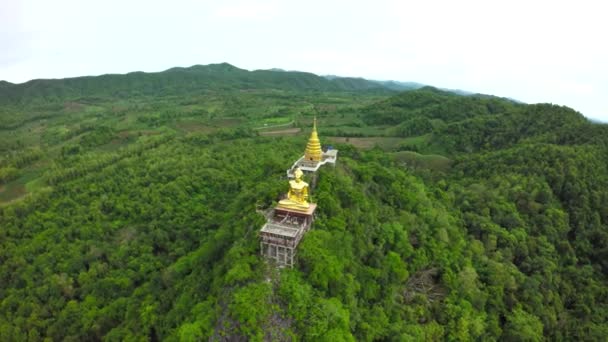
278,168,310,211
304,117,322,162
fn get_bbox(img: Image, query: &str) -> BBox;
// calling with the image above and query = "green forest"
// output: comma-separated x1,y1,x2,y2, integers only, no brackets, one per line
0,64,607,341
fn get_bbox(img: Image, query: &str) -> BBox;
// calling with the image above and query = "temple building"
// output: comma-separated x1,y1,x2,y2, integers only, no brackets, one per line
286,117,338,178
260,168,316,267
261,118,338,267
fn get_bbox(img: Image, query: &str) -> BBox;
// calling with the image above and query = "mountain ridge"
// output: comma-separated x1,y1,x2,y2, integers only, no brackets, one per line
0,63,392,104
1,63,485,105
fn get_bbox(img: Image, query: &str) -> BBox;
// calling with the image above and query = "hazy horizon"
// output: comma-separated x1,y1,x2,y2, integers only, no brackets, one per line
2,0,606,121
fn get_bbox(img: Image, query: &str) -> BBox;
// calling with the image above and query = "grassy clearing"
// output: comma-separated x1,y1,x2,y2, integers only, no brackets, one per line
258,116,293,125
210,117,243,127
0,179,27,203
259,128,301,136
393,150,452,172
173,121,218,134
97,137,134,152
0,163,51,204
25,177,47,193
326,136,404,150
400,134,431,146
254,121,295,131
0,183,26,203
319,126,389,137
305,116,357,127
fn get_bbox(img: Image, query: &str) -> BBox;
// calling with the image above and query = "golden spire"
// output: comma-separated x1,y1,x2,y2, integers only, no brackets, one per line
304,117,323,162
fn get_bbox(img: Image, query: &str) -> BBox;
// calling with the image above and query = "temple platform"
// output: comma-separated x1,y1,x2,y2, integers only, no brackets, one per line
287,149,338,178
260,204,317,268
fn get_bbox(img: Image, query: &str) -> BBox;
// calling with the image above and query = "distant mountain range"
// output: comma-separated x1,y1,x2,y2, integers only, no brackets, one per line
0,63,387,104
0,63,491,105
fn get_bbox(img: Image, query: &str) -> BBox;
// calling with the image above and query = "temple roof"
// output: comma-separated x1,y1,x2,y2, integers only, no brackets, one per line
304,117,322,162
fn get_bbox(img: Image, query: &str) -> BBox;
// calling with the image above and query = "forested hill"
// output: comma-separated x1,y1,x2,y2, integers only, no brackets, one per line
0,74,607,340
0,63,390,104
359,86,601,152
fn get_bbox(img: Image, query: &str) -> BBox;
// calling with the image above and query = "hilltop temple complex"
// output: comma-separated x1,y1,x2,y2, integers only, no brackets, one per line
286,117,338,178
260,118,338,267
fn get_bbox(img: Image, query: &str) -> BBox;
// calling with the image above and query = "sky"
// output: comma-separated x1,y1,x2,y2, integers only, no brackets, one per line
1,0,607,121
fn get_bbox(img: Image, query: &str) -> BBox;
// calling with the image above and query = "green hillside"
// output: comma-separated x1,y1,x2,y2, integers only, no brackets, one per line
0,66,607,341
0,63,389,106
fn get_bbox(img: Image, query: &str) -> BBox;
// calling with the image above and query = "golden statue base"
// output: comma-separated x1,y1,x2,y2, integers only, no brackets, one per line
277,199,310,211
275,203,317,216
